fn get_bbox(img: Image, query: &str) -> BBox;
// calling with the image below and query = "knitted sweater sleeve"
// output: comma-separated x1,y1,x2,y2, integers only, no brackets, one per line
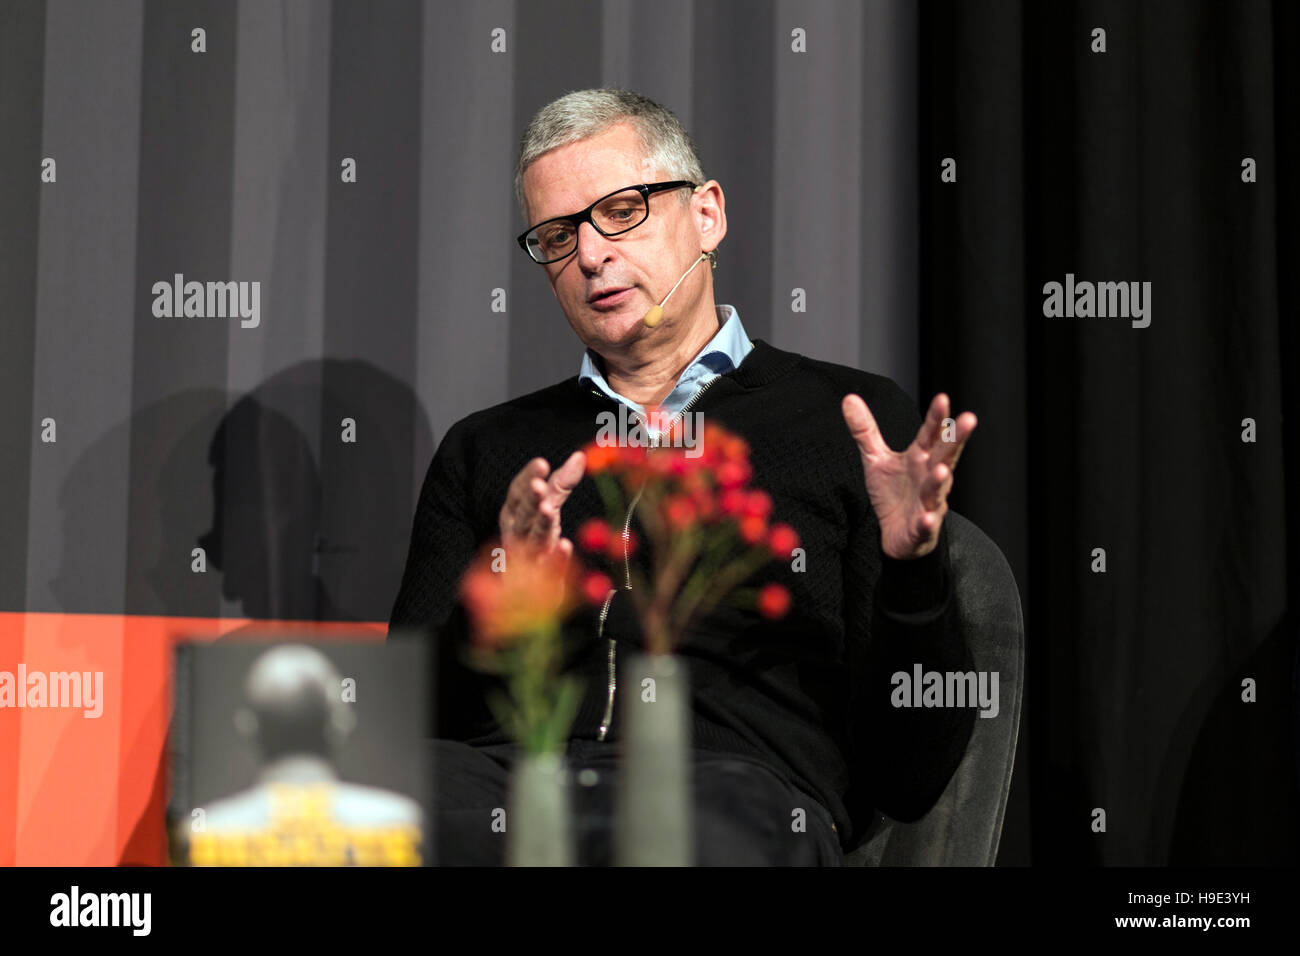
846,379,977,826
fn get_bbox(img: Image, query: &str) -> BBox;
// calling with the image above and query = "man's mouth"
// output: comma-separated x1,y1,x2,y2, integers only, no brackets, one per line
588,286,633,307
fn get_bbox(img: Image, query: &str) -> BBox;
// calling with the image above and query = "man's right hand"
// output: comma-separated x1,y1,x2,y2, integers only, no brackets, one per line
498,450,587,559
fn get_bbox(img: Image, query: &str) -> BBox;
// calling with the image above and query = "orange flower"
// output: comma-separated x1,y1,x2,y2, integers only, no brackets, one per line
663,494,697,529
604,529,638,562
757,582,791,619
721,433,750,462
582,571,614,605
577,518,613,553
618,444,649,482
767,523,800,558
716,459,752,489
738,514,767,545
646,449,678,478
682,467,710,494
585,443,620,474
458,541,581,648
582,417,803,651
690,485,718,522
743,490,773,519
719,487,747,517
698,424,728,463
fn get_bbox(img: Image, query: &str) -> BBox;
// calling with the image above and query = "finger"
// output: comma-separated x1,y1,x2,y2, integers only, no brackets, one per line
912,503,947,548
523,476,554,544
915,393,949,451
919,461,952,512
507,476,549,546
547,450,587,503
541,451,587,549
841,394,889,458
550,537,576,611
514,457,550,491
501,458,550,535
914,510,935,545
930,411,978,472
900,510,935,552
536,490,564,548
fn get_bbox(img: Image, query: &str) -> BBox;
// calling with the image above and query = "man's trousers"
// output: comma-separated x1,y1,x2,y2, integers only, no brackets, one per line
428,736,843,866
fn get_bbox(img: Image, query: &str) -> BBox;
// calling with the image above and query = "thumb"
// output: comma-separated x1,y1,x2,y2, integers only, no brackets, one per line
548,450,587,500
841,394,888,459
552,537,575,611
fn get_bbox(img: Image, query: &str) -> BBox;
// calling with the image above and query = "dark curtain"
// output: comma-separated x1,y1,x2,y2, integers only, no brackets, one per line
920,0,1299,865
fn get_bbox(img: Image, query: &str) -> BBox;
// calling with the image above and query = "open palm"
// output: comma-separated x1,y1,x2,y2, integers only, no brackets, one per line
841,392,977,560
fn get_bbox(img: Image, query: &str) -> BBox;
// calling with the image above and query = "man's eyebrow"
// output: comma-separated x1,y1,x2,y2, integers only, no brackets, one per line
538,185,628,222
529,203,569,224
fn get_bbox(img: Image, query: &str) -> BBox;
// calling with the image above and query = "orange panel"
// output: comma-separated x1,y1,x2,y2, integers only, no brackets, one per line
0,613,385,866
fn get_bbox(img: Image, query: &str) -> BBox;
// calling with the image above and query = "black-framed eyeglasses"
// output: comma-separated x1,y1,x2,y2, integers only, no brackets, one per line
517,181,698,264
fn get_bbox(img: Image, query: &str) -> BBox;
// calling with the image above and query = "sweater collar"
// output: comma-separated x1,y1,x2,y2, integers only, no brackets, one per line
728,337,802,388
571,337,801,402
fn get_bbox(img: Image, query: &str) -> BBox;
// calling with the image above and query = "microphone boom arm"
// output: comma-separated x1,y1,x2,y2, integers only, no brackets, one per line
642,251,712,328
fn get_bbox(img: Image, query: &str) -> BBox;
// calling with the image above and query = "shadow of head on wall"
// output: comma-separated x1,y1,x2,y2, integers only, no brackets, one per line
49,359,432,624
196,359,434,623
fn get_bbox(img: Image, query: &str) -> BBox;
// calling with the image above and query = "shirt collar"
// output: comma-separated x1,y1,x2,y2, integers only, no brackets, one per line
577,303,753,392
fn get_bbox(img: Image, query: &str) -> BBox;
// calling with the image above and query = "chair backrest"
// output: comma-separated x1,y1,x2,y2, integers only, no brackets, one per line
843,510,1024,866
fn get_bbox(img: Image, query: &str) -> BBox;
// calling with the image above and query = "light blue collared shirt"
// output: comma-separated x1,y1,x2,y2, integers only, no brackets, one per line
578,304,753,429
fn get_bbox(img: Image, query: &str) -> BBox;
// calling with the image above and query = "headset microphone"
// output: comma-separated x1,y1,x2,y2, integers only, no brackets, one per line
642,251,713,328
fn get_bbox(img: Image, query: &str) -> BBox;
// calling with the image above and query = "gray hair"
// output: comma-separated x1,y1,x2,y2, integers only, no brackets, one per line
514,88,706,223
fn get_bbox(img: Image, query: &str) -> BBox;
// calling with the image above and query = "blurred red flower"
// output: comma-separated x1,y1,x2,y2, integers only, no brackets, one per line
576,420,801,654
582,571,614,605
577,518,612,553
719,487,747,518
767,523,800,559
757,583,791,619
743,490,772,520
738,514,767,545
604,529,638,562
664,495,697,529
586,444,620,474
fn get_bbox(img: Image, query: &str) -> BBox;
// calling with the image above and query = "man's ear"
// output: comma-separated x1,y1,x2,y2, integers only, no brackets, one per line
691,181,726,253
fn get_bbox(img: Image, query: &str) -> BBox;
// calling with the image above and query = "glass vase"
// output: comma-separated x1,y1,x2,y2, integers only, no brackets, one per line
615,651,692,866
506,750,574,866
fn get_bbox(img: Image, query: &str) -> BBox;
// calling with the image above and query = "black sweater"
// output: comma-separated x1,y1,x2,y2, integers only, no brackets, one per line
388,338,976,850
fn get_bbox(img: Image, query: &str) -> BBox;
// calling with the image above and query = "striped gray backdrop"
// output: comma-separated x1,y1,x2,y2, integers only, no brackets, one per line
2,0,923,624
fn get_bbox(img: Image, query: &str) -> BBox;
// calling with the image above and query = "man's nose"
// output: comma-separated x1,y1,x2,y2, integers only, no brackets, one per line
574,220,616,269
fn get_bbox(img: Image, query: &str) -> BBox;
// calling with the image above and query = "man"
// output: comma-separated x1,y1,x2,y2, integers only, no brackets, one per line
389,88,979,866
179,645,424,866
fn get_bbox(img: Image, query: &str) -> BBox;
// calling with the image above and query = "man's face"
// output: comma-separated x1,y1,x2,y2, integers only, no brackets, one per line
521,122,723,353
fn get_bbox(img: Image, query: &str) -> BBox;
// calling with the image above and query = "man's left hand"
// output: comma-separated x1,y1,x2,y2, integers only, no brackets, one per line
841,392,978,560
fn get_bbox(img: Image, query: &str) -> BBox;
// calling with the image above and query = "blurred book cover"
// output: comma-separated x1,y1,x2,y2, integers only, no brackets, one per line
167,634,431,866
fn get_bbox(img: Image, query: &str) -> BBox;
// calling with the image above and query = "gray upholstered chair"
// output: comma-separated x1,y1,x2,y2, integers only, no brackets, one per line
843,510,1024,866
